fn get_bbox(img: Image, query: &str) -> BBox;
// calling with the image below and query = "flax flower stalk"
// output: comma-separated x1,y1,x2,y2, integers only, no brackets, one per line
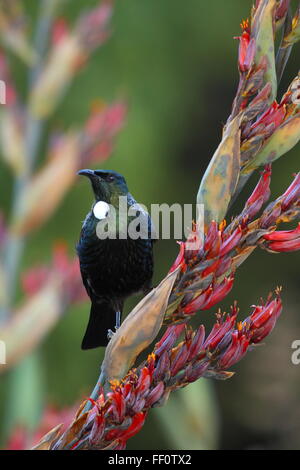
33,0,300,449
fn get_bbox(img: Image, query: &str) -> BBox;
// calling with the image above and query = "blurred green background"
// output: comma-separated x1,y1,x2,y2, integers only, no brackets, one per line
1,0,300,450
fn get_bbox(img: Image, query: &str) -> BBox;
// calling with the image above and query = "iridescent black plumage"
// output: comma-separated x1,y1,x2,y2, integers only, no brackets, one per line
76,169,154,349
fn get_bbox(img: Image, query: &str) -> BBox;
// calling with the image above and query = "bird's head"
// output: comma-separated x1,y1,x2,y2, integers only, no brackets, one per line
77,169,129,204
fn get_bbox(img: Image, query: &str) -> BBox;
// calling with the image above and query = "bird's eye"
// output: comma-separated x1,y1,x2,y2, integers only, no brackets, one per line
106,175,115,182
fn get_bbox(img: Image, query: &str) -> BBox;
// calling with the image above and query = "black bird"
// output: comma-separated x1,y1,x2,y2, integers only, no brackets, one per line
76,169,155,349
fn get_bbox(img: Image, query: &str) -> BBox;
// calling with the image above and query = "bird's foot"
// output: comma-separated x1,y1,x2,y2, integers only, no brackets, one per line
107,311,121,341
107,329,115,341
107,325,119,341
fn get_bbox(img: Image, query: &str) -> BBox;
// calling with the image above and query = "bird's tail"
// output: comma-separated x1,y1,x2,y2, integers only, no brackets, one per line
81,299,117,350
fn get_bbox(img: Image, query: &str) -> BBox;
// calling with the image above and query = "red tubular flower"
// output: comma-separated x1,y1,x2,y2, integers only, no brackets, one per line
276,0,290,21
84,103,126,138
145,382,165,408
169,241,186,273
53,243,86,303
184,223,203,261
250,314,278,343
267,238,300,253
153,351,171,382
51,18,70,45
235,20,256,73
21,243,86,303
201,275,235,311
246,165,272,207
264,223,300,242
7,405,77,450
0,51,17,106
21,266,50,296
260,203,282,229
82,102,126,164
215,257,232,278
218,331,249,369
263,222,300,252
104,411,147,445
245,295,282,344
203,311,237,350
201,258,220,278
252,101,286,131
107,391,126,423
170,343,190,376
187,325,205,361
76,2,112,50
204,221,221,258
89,413,105,447
47,290,283,450
0,212,7,247
135,367,152,396
182,285,213,315
240,166,272,220
155,324,186,356
117,412,147,443
185,360,210,383
182,274,234,316
281,173,300,210
219,226,243,257
250,300,277,328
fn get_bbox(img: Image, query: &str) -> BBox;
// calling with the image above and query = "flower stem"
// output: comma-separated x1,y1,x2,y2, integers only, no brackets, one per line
2,0,54,438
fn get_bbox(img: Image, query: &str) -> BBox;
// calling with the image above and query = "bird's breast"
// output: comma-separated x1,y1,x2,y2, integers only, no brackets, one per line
77,235,153,299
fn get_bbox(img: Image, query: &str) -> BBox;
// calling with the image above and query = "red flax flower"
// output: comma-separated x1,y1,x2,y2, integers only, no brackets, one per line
0,211,8,247
165,165,300,325
7,405,76,450
21,242,86,304
244,164,272,210
0,50,17,106
51,18,70,46
169,241,186,273
242,292,283,343
169,222,203,273
263,223,300,252
235,20,256,73
275,0,290,22
81,102,126,164
76,2,112,51
251,100,286,133
48,293,282,450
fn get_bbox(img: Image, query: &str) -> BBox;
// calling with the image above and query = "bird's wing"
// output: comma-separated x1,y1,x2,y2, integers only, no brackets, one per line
80,266,108,304
79,266,94,300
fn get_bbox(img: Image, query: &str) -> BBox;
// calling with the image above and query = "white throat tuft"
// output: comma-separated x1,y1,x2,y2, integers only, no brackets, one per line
93,201,110,220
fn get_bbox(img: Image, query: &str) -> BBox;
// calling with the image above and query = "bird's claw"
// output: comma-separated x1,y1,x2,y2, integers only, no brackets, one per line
107,329,115,340
107,324,120,342
107,311,122,341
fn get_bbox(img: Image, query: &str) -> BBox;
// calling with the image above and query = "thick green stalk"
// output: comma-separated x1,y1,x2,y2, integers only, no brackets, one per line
2,0,54,438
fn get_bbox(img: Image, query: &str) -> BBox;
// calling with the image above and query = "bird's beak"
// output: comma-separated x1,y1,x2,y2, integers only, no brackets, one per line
77,169,96,180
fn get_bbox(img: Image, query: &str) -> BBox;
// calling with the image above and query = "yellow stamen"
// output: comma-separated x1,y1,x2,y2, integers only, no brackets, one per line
109,379,120,390
219,219,227,231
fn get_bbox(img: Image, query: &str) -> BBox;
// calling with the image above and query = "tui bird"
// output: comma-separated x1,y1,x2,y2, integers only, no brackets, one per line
76,169,155,349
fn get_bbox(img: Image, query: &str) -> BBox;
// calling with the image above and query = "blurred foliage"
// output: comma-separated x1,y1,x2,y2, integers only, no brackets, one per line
1,0,300,450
